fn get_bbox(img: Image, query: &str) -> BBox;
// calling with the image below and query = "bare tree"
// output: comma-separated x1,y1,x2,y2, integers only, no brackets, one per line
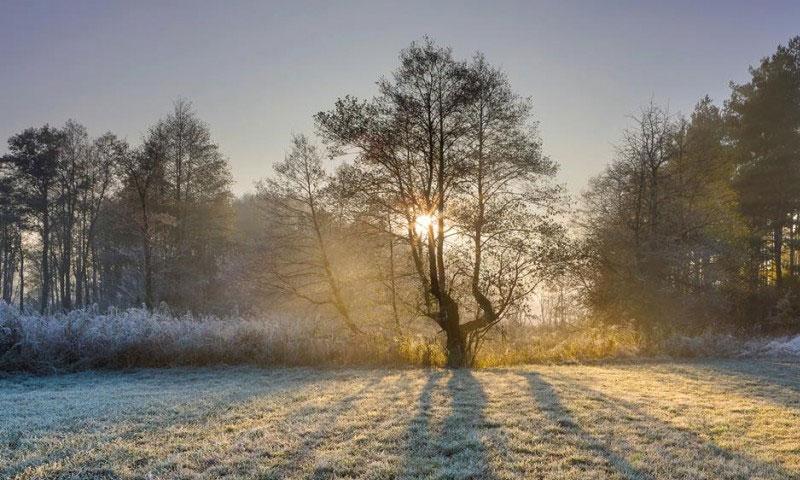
74,133,124,306
119,126,168,309
258,134,362,335
317,39,563,365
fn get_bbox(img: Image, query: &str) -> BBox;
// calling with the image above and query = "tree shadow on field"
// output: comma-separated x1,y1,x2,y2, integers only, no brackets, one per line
531,373,798,479
263,372,389,479
402,369,497,479
526,372,653,480
0,368,325,479
689,359,800,406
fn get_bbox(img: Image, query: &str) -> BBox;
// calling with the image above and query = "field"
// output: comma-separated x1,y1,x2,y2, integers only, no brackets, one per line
1,360,799,479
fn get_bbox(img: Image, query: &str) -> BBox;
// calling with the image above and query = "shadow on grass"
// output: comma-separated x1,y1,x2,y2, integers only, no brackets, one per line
547,374,797,479
526,372,653,480
262,371,389,479
688,359,800,406
402,369,498,479
0,368,333,479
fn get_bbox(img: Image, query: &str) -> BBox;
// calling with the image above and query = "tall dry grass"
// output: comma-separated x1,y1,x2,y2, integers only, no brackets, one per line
0,304,425,372
1,303,795,372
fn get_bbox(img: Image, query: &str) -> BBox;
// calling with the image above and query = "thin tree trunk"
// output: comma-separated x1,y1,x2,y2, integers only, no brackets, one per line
774,223,783,288
143,226,153,310
1,226,6,302
40,192,50,314
19,236,24,312
62,215,72,311
388,231,400,329
140,193,154,310
789,215,796,280
1,227,10,303
91,241,99,305
308,200,361,335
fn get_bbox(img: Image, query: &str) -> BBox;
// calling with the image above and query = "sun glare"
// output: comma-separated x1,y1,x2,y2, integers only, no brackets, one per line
414,214,434,236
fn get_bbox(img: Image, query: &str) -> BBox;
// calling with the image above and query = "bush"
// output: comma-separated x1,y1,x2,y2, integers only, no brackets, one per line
474,324,643,367
0,303,438,372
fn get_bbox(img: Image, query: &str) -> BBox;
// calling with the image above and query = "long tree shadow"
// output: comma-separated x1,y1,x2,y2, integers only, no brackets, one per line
545,374,798,479
526,372,653,480
402,369,446,478
263,371,389,479
687,359,800,406
402,369,497,479
1,367,326,479
588,360,800,412
305,370,418,479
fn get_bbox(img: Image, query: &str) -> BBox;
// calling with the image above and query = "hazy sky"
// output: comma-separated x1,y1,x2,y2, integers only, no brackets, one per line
1,0,798,195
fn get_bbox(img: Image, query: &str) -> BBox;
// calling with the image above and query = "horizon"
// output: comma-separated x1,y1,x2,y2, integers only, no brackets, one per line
1,0,799,196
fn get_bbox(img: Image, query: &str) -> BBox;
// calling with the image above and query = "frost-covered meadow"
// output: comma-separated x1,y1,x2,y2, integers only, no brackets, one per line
2,360,799,479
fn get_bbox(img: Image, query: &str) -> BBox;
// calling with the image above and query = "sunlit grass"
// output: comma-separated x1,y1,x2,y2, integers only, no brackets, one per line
1,360,797,479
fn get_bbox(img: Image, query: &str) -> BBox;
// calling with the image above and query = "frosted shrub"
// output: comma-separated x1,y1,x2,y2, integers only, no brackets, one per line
0,303,408,372
743,335,800,357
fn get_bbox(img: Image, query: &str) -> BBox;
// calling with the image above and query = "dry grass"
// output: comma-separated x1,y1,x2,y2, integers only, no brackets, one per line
0,306,421,372
6,306,796,373
2,359,798,479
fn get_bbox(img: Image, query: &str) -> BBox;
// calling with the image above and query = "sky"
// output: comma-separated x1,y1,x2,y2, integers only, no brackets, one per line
1,0,798,196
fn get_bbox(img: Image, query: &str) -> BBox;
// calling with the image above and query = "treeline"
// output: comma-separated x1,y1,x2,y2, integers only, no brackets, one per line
581,36,800,335
2,36,799,366
0,100,233,314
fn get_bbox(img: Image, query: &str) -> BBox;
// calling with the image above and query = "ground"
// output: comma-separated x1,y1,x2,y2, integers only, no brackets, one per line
1,360,799,479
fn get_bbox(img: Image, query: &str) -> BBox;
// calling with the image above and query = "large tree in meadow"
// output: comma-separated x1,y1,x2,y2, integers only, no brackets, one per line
317,39,563,366
118,125,168,310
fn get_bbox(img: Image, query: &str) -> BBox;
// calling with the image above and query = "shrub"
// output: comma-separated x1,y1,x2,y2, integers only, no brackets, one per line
0,304,426,372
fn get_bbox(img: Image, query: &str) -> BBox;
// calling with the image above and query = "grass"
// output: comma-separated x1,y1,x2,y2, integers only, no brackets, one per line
1,360,799,479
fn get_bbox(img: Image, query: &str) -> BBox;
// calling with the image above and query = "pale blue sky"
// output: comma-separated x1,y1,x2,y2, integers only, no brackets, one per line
1,0,798,194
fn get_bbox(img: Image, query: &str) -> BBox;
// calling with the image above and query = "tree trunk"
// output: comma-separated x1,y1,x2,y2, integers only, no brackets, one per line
387,233,400,329
75,216,85,308
91,241,99,305
19,238,24,311
75,258,83,308
445,332,467,367
140,196,154,310
62,234,72,311
774,223,783,288
40,195,50,314
315,227,361,335
1,228,12,304
441,294,466,367
1,226,6,302
143,230,154,310
306,178,361,336
789,215,796,281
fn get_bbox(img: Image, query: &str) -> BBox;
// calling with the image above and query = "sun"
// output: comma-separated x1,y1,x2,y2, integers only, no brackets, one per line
414,214,434,236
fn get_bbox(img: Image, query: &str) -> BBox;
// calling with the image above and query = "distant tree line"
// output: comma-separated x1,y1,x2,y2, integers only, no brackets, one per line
0,100,233,314
581,36,800,336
